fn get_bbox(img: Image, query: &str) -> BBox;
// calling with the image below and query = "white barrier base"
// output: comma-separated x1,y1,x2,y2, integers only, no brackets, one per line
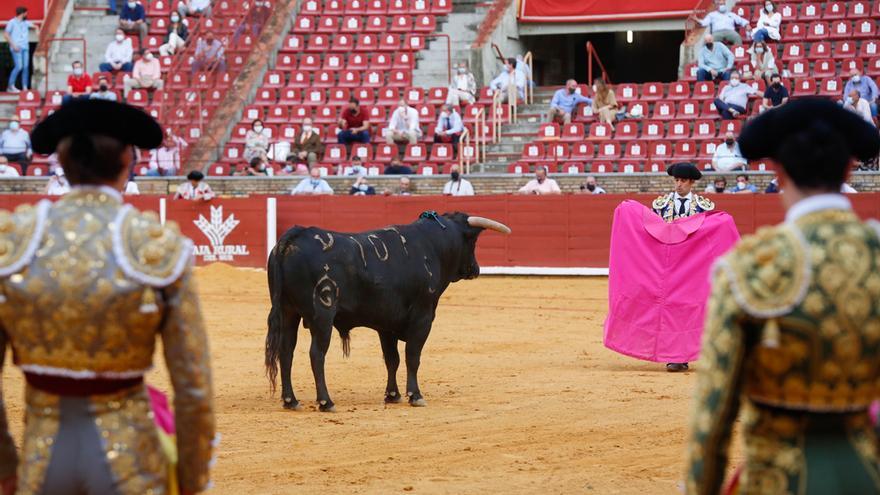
480,267,609,276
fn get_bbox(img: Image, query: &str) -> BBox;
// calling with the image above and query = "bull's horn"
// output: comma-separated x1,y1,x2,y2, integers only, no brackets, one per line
468,216,511,234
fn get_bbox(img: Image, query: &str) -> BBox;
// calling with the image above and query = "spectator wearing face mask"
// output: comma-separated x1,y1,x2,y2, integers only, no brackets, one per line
751,1,781,43
727,173,758,194
434,104,463,150
244,119,270,163
291,167,333,195
705,177,728,194
89,76,118,101
1,116,32,174
443,165,474,196
0,157,19,177
446,64,477,106
579,175,606,194
236,157,271,176
159,12,188,56
765,177,780,193
712,132,748,171
337,98,371,146
548,79,592,125
714,72,759,119
123,49,164,97
748,41,777,85
292,118,323,166
119,0,148,47
518,166,561,195
386,99,422,146
349,175,376,196
44,168,70,196
591,78,619,125
845,89,874,126
4,6,33,93
489,57,526,103
697,34,735,82
843,69,879,118
699,0,749,45
63,61,93,104
761,73,789,112
191,34,226,76
100,28,134,73
177,0,211,18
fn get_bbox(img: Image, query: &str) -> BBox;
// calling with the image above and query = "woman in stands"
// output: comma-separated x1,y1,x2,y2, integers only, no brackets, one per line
751,1,782,43
747,40,778,85
244,118,270,163
591,78,619,125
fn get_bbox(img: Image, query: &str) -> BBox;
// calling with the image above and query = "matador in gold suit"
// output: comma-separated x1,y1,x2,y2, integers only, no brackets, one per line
0,100,215,494
685,98,880,494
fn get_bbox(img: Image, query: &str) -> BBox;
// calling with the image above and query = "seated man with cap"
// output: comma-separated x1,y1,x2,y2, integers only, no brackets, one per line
174,170,215,201
685,98,880,494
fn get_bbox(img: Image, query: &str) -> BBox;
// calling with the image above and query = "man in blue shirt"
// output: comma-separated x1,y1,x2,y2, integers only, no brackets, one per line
547,79,592,124
698,1,750,45
727,173,758,193
842,68,880,118
119,1,148,47
697,34,735,82
3,6,32,92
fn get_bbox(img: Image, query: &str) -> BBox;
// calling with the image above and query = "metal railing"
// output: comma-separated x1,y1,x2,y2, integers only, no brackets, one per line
523,51,533,105
458,126,471,174
474,105,486,165
585,41,611,86
684,0,715,43
42,37,86,96
471,0,513,49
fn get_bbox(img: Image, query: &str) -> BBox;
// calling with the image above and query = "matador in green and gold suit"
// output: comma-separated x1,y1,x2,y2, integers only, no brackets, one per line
685,98,880,495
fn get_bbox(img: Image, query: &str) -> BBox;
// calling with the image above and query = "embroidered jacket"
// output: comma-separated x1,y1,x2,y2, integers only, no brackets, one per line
0,187,214,493
652,192,715,222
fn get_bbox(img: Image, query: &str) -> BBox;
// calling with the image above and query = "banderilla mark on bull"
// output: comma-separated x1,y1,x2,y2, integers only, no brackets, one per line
424,256,436,294
313,232,334,252
350,236,367,268
313,270,339,308
383,227,409,255
367,235,389,261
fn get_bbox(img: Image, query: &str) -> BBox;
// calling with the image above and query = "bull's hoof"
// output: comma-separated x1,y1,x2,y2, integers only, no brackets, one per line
282,398,303,411
409,397,428,407
318,400,337,413
385,391,403,404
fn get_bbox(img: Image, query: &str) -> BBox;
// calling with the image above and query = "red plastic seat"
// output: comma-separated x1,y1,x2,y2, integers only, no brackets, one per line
806,41,830,60
674,140,697,160
426,87,447,105
717,120,742,136
324,0,345,14
799,2,823,20
414,15,436,33
393,52,415,69
389,70,411,88
667,81,691,100
341,16,364,33
832,40,857,59
828,20,852,39
346,0,367,13
848,1,871,18
652,101,675,120
388,0,409,14
355,33,379,51
588,123,613,140
353,87,375,103
331,34,355,52
327,87,351,105
431,0,452,13
302,88,326,106
596,141,621,160
782,42,806,61
301,0,321,14
783,22,807,40
374,143,398,162
855,19,879,38
779,4,797,22
560,123,584,141
313,70,335,88
682,63,699,81
624,100,648,119
265,105,289,124
818,77,843,96
366,0,388,13
813,59,836,78
379,33,401,51
521,142,544,161
17,89,40,107
623,140,648,160
402,143,427,162
339,70,362,88
313,106,338,124
293,15,316,33
786,60,809,78
570,142,595,161
404,87,425,105
842,58,864,74
536,123,560,140
641,120,664,140
613,121,638,140
262,70,285,88
322,144,347,164
365,15,387,32
792,77,817,96
675,100,700,119
616,83,638,103
648,140,673,161
640,82,664,101
429,143,454,162
692,119,717,140
306,33,329,51
666,121,690,140
825,1,847,19
278,88,302,105
220,144,243,164
692,81,716,100
697,141,717,160
317,16,340,33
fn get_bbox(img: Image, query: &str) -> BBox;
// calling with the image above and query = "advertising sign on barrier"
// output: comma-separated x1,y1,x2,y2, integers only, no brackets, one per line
165,199,268,268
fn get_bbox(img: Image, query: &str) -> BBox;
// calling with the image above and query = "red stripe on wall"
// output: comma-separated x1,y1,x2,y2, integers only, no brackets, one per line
518,0,692,22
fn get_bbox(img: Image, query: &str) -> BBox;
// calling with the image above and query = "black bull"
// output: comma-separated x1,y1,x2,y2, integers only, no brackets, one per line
265,212,510,411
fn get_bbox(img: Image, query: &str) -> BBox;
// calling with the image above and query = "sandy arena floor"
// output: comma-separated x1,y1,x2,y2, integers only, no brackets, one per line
3,264,742,494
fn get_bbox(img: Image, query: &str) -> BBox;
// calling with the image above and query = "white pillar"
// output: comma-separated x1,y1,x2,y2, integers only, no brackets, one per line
266,197,277,260
159,197,166,225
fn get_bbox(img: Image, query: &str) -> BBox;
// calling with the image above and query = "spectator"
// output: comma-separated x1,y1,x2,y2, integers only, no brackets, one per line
712,132,748,171
489,57,526,102
349,175,376,196
394,176,413,196
714,71,759,119
443,165,474,196
698,0,749,45
236,157,271,176
445,63,476,106
578,175,606,194
728,173,758,193
62,61,93,104
841,183,857,194
159,12,188,56
751,1,781,43
845,89,875,125
705,177,728,193
100,28,134,73
0,116,31,174
547,79,592,125
4,6,32,92
279,156,309,176
843,68,879,117
434,104,463,150
385,99,421,146
108,0,119,15
244,119,270,163
89,76,118,101
119,0,148,47
291,167,333,195
177,0,211,18
123,49,164,97
697,34,734,82
174,170,214,200
591,78,619,125
765,177,780,193
146,133,182,176
125,174,139,195
233,0,270,46
518,166,561,195
0,157,20,177
191,33,226,76
291,117,323,166
761,73,789,112
44,168,70,196
747,41,777,85
337,98,371,145
342,155,368,176
384,158,413,175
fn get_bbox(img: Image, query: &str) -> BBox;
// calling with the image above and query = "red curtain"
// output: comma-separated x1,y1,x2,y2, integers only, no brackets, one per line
518,0,695,22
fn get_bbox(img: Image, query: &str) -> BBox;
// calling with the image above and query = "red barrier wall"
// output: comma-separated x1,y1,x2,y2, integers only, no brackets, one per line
167,199,268,267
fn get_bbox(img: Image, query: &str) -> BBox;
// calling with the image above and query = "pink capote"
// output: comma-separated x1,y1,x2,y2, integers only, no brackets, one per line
603,200,740,363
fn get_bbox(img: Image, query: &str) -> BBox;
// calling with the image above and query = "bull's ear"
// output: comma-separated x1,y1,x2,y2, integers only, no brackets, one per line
467,216,511,234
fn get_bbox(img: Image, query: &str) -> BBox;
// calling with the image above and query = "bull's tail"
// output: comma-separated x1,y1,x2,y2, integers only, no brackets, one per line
340,329,351,358
265,237,293,393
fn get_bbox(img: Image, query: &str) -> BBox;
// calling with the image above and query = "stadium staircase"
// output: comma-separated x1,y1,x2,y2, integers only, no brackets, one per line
411,0,488,88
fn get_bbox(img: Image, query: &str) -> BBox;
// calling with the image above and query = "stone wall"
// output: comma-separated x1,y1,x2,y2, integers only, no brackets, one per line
5,171,879,196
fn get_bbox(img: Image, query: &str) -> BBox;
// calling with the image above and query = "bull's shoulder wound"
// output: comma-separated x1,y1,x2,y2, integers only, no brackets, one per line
114,207,194,287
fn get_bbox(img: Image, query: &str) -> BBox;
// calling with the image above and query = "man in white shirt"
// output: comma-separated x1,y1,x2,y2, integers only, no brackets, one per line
445,64,476,106
844,89,874,126
0,158,20,177
125,175,140,195
44,168,70,196
386,99,422,146
174,170,214,201
99,28,134,73
518,166,561,195
712,132,749,171
699,0,750,45
442,165,474,196
0,116,32,174
489,57,526,103
291,167,334,195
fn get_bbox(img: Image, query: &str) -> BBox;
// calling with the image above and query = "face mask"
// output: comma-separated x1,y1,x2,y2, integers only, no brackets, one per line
116,34,125,42
311,180,320,187
440,111,449,118
846,97,854,105
100,84,109,91
73,67,83,76
765,4,773,12
853,75,861,83
302,125,312,132
9,122,19,131
128,1,136,8
358,184,368,191
725,138,735,145
705,42,714,50
756,47,764,54
171,15,180,22
718,5,728,13
730,78,741,86
714,186,725,193
144,53,153,61
772,81,781,88
253,124,263,132
567,87,575,94
457,68,466,74
586,184,596,192
737,182,746,189
451,171,460,181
